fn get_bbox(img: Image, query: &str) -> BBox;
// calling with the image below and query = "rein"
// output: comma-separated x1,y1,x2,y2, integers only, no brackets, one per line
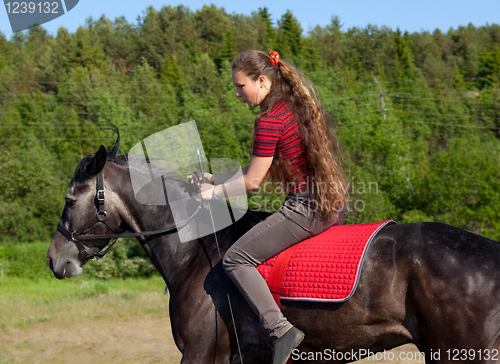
57,171,203,261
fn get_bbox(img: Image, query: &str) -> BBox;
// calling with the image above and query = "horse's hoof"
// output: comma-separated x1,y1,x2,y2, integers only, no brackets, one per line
271,327,304,364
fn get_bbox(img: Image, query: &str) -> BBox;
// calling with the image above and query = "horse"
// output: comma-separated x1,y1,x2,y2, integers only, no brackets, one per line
47,132,500,363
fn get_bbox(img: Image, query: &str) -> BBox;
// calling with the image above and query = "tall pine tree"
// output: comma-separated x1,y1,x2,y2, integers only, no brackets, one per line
220,30,237,62
277,10,303,58
258,7,276,50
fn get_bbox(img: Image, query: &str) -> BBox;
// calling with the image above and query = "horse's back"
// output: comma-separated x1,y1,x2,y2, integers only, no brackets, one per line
390,222,500,285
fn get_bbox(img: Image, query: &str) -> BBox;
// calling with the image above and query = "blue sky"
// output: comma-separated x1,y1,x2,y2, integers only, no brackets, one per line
1,0,499,38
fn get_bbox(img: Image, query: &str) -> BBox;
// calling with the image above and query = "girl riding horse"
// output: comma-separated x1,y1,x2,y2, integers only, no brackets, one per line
189,50,348,364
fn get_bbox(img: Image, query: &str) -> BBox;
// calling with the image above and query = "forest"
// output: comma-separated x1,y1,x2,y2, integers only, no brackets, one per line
0,4,499,243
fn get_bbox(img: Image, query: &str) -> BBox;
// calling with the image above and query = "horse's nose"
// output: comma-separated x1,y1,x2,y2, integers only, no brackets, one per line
46,255,67,280
53,264,67,280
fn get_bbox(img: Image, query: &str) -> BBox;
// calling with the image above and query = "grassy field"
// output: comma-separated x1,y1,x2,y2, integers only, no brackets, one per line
0,242,423,363
0,275,182,364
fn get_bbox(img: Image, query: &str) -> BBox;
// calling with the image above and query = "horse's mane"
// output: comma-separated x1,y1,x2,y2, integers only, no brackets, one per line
126,154,189,187
68,153,130,187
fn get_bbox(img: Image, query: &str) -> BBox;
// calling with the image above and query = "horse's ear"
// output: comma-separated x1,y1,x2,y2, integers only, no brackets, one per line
85,145,107,176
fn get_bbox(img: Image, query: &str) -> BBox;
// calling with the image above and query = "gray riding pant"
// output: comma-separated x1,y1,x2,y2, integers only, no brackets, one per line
222,194,347,339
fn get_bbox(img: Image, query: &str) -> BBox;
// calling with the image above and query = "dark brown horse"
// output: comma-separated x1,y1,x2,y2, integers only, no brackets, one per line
47,134,500,363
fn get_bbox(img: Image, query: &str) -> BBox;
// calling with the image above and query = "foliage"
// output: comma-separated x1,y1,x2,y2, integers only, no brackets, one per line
0,241,52,279
83,239,158,279
276,10,303,58
0,4,499,247
0,241,158,279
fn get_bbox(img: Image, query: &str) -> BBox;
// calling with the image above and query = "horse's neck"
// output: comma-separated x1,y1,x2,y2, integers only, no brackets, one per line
117,162,268,292
112,163,194,283
149,209,267,293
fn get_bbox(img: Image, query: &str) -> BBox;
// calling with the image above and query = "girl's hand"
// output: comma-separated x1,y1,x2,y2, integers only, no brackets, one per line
200,183,214,200
187,172,214,188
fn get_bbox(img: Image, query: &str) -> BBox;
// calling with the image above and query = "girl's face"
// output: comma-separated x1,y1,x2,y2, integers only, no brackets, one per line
232,70,271,109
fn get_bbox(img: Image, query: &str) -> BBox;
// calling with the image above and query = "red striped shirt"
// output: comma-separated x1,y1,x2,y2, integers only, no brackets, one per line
252,102,310,193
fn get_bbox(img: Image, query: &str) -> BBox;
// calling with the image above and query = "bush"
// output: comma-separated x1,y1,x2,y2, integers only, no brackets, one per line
83,238,158,279
0,239,158,280
0,241,53,279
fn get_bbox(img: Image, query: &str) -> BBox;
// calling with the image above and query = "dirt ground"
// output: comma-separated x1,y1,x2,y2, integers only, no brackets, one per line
1,315,181,364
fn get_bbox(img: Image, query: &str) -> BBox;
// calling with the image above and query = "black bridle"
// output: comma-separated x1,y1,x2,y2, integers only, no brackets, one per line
57,171,203,261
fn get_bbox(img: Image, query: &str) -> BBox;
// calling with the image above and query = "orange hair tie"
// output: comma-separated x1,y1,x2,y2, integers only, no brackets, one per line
268,50,280,68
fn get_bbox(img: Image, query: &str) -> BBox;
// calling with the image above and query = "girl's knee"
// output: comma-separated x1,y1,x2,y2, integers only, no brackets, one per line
222,251,234,273
222,248,249,275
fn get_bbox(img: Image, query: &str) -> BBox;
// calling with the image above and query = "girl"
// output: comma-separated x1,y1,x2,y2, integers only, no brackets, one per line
192,50,348,364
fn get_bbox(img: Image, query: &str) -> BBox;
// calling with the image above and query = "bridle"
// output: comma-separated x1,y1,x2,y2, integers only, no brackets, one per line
57,171,203,261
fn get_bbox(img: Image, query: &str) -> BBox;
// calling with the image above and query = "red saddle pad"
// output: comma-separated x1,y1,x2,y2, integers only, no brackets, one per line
256,220,395,303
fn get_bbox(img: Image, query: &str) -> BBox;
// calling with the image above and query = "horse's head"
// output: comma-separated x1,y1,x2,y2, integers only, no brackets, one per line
47,144,128,279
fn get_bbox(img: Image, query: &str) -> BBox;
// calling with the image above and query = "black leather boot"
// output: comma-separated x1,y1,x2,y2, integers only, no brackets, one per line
271,327,305,364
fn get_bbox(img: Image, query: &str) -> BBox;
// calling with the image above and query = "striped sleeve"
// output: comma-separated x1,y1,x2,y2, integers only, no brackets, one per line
252,111,284,157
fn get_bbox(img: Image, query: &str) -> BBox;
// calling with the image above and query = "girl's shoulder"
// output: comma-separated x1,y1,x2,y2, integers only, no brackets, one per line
267,101,292,117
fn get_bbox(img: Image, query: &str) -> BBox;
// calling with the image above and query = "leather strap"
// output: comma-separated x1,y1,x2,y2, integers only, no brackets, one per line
267,244,298,308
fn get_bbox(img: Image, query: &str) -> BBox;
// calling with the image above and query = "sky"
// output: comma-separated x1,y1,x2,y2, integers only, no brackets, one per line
1,0,499,39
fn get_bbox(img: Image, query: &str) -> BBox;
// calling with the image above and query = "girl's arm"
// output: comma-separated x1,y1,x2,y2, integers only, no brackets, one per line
213,164,250,185
201,156,273,199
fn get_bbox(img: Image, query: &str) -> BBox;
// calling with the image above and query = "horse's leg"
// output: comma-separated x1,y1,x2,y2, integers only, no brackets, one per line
409,280,500,364
171,262,271,364
169,282,234,364
170,302,229,363
204,263,273,364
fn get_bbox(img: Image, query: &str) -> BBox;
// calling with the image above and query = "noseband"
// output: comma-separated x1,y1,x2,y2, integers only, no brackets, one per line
57,171,203,261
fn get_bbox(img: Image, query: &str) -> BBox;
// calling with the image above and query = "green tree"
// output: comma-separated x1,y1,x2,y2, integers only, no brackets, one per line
161,54,186,110
219,30,238,62
136,6,165,70
392,29,418,81
193,4,231,59
301,36,320,73
0,144,65,242
90,15,140,74
277,10,303,58
129,57,177,134
161,54,185,87
258,7,276,50
479,44,500,88
310,16,345,66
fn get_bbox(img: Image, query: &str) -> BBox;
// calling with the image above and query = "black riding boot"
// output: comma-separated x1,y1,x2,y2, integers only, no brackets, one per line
271,326,304,364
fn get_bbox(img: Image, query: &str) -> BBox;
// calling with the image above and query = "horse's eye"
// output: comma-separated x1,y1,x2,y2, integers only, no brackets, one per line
65,198,76,207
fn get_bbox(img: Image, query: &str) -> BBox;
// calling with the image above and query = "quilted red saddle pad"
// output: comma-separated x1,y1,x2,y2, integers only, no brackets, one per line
256,220,395,303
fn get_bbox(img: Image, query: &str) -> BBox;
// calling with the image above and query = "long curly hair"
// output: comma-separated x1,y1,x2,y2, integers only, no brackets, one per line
232,50,348,217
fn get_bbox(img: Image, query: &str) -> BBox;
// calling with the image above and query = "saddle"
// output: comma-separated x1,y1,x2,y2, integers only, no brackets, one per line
256,220,395,306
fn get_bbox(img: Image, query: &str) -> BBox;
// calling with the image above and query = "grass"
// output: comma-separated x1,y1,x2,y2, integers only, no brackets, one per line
0,274,168,328
0,274,183,364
